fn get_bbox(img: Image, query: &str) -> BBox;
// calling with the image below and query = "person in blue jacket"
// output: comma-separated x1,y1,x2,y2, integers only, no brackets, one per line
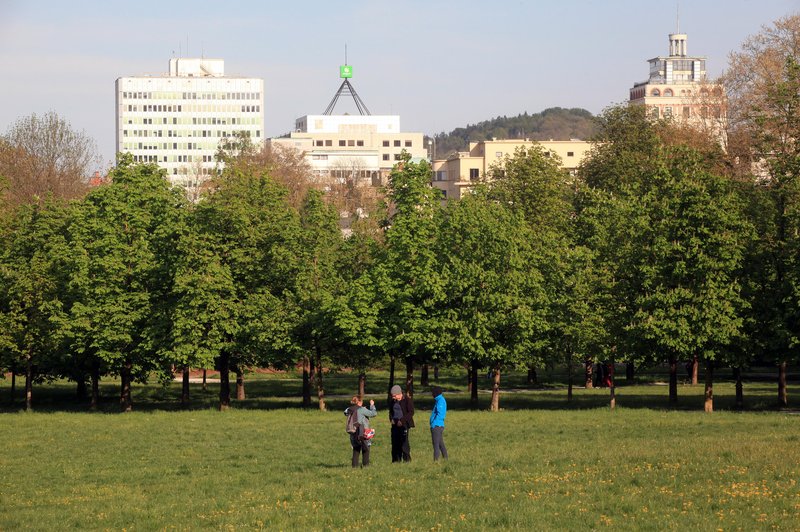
429,386,448,461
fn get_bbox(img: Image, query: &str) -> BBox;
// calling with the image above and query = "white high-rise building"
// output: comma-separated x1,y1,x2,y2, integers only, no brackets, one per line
116,58,264,196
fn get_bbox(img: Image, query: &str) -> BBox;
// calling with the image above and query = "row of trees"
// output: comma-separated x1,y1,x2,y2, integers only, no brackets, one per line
1,14,798,414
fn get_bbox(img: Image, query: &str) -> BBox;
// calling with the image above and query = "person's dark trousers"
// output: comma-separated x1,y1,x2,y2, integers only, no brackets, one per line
350,434,369,468
391,425,411,462
431,426,448,460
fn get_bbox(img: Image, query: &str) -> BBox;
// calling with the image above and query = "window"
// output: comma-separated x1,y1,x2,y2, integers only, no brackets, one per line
394,140,401,147
469,168,480,180
404,140,412,147
383,154,390,161
495,152,503,158
315,140,323,146
348,140,355,146
357,140,364,146
663,88,674,97
339,140,346,146
664,107,673,117
383,140,390,147
683,106,691,118
651,88,661,97
650,107,660,118
325,140,332,146
567,151,574,157
394,154,403,160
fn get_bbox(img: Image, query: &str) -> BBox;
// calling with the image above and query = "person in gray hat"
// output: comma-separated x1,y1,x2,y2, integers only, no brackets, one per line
389,384,415,462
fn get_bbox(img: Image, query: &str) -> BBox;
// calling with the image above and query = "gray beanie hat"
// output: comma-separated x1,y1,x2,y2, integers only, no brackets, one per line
390,385,403,395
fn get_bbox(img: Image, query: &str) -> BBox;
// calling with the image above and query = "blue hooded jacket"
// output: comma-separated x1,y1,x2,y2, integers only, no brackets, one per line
430,391,447,428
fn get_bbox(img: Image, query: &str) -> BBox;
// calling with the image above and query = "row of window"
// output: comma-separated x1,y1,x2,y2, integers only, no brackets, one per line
310,139,415,148
123,91,261,101
123,129,260,139
124,104,260,113
125,117,256,126
131,154,215,166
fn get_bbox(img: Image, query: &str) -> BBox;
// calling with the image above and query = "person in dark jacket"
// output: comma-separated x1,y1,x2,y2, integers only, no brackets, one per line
389,384,414,462
429,386,448,461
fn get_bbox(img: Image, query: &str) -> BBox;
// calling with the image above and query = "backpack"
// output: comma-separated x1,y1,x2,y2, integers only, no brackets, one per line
345,406,361,435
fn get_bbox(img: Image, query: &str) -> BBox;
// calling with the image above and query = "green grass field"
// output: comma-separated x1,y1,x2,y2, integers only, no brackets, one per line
0,372,798,530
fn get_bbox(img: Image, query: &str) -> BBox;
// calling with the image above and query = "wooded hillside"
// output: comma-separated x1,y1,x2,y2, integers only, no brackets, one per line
431,107,597,159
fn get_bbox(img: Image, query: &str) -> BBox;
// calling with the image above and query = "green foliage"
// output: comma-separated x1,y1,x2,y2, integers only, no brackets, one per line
433,107,597,158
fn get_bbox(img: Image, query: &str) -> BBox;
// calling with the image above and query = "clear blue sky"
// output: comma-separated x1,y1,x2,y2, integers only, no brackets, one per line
0,0,797,168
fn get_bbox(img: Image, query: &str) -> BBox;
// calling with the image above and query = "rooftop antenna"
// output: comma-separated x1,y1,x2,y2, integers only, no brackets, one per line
676,2,680,33
323,45,371,115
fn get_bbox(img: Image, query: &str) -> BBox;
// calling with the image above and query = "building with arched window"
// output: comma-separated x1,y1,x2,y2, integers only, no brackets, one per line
628,32,726,140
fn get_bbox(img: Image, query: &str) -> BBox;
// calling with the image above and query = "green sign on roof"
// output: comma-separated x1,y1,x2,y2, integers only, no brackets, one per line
340,65,353,78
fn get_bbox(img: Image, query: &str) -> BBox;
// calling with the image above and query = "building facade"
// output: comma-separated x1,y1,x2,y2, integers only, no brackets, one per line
629,32,725,134
116,58,264,197
269,114,428,186
431,139,592,200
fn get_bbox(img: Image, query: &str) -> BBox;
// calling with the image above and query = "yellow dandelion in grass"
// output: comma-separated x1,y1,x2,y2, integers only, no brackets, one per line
600,514,612,526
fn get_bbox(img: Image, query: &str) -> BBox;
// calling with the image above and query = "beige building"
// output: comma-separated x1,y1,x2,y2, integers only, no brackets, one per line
431,139,592,200
269,114,428,187
629,32,726,137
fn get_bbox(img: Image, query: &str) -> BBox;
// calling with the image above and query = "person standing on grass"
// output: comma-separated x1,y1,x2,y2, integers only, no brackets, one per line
345,396,376,468
389,385,415,462
430,386,448,461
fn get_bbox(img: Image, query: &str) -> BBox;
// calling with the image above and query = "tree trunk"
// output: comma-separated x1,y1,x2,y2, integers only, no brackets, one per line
668,354,678,405
120,358,133,412
567,355,573,402
527,366,537,385
405,358,414,398
25,354,33,412
90,360,100,411
778,361,788,408
584,360,594,389
219,352,231,411
490,366,501,412
421,364,429,387
301,356,311,407
202,369,207,392
733,366,744,410
181,366,190,406
704,360,714,413
10,368,16,405
433,364,439,382
470,359,479,406
358,372,366,399
626,361,635,383
235,367,245,400
388,355,396,402
609,359,617,409
691,355,699,385
315,345,326,411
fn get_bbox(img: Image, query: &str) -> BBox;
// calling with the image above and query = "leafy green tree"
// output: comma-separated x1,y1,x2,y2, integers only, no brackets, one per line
0,198,72,410
435,191,548,410
726,18,800,406
172,167,300,410
377,153,444,396
68,155,186,411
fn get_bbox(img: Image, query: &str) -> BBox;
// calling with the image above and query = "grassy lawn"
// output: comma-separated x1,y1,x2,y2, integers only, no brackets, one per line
0,373,798,530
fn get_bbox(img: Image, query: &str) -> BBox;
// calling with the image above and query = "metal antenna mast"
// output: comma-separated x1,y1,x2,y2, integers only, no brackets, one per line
323,47,371,115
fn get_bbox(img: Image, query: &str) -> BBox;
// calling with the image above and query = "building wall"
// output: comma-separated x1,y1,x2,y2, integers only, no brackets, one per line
431,139,592,200
271,114,427,185
116,58,264,198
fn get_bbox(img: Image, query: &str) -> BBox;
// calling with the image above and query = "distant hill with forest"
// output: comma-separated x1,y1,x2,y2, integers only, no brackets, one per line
431,107,598,159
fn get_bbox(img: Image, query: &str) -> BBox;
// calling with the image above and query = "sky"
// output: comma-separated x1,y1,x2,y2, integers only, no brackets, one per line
0,0,797,169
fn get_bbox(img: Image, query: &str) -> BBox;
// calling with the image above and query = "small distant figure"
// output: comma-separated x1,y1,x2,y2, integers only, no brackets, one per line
389,385,415,462
430,386,448,461
344,396,376,468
